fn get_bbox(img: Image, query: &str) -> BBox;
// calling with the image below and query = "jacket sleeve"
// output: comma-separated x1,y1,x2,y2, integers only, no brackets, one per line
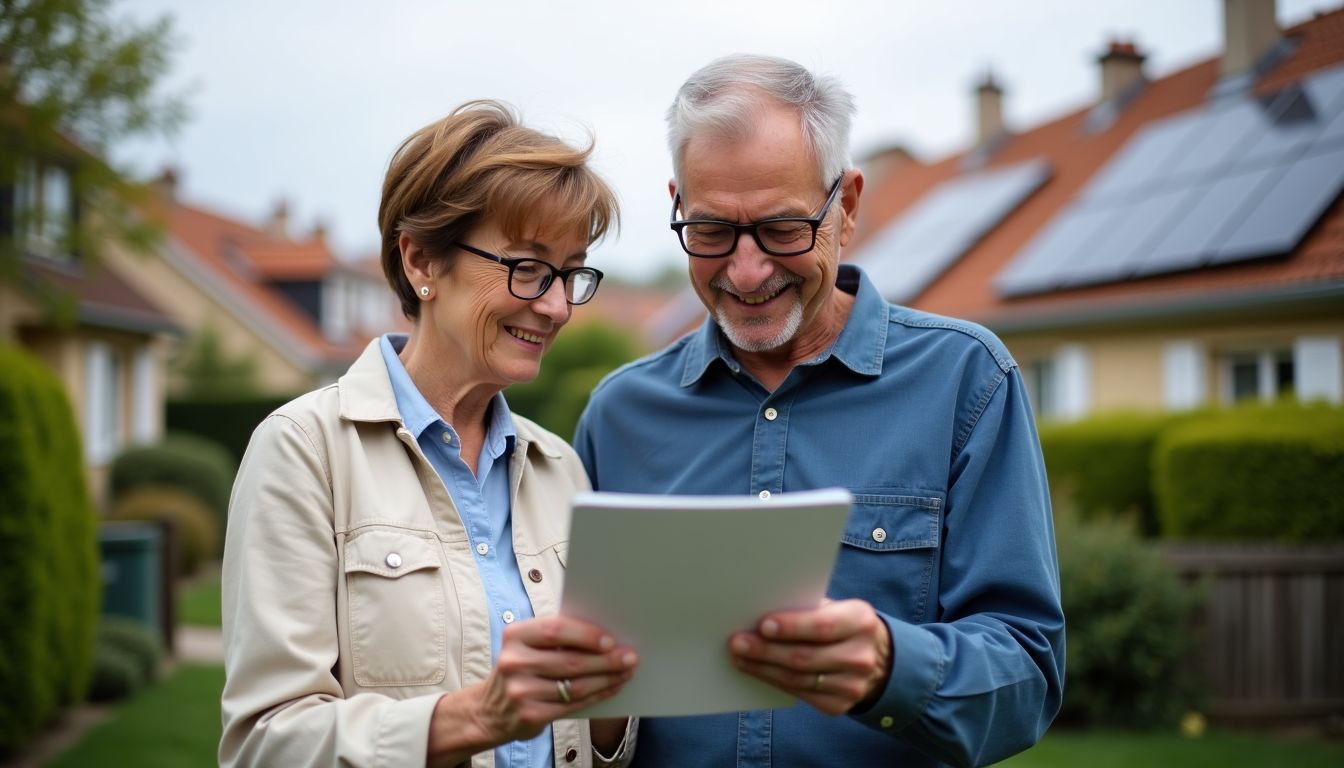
219,413,442,767
849,368,1066,767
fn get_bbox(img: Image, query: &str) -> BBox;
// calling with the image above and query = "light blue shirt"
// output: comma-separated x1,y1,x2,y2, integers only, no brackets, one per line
575,266,1065,767
380,334,550,768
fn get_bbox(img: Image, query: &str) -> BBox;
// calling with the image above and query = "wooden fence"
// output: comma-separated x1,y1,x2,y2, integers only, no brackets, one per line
1160,544,1344,722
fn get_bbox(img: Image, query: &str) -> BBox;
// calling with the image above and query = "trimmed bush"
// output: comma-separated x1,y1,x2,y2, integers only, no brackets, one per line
110,432,235,535
1038,412,1186,536
1154,402,1344,541
1056,513,1202,727
507,320,643,439
0,345,99,754
87,647,144,703
166,395,295,464
107,486,219,576
95,615,164,685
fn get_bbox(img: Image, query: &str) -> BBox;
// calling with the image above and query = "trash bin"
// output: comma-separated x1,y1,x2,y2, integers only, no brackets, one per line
99,522,163,633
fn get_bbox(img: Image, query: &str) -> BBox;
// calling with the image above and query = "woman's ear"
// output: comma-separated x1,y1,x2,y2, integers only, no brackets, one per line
399,233,435,298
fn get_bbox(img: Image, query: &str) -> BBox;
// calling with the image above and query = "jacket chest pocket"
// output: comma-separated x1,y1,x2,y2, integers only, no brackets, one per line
344,528,449,687
829,493,942,624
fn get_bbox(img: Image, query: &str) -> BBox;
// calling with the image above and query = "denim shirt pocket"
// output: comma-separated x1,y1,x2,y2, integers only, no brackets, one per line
344,527,449,687
830,492,943,623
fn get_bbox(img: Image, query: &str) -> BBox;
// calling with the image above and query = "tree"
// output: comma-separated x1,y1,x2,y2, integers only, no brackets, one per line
172,323,262,399
0,0,185,300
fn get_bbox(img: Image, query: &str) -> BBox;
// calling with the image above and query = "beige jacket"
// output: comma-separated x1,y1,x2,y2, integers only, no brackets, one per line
220,340,629,767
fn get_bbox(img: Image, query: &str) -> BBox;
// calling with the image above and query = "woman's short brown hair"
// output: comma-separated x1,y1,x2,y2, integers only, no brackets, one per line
378,99,619,319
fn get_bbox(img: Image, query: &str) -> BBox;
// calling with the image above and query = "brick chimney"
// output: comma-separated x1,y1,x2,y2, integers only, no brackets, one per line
1097,39,1146,103
269,199,289,240
1222,0,1280,78
975,71,1005,147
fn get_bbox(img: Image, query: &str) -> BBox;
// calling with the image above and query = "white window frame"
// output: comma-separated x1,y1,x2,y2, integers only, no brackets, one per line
1217,346,1293,404
1294,336,1342,403
1163,340,1208,410
84,342,124,464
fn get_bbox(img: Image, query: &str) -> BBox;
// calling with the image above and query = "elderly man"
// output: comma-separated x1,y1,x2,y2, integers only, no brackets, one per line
574,54,1064,767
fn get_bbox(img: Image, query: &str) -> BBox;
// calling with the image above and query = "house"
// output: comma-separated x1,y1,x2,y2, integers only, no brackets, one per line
850,0,1344,420
101,170,402,397
0,158,179,499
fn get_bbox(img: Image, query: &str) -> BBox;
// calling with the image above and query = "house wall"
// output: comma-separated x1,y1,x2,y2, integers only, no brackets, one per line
1002,309,1344,418
102,241,317,395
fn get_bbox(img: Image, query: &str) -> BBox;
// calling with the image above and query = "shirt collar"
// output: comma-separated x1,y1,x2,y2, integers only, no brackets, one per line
679,264,887,387
378,334,516,455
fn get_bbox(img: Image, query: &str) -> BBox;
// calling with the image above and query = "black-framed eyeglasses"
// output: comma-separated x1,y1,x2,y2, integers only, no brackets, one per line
455,242,604,305
669,175,845,258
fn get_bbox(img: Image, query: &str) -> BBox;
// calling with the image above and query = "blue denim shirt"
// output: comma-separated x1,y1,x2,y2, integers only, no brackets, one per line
379,334,550,768
574,266,1064,767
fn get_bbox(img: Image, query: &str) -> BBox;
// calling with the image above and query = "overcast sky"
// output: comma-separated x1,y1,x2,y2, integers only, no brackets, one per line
115,0,1333,282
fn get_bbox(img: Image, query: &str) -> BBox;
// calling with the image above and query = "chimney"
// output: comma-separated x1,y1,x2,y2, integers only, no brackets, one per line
269,199,289,240
1097,39,1146,103
975,71,1005,147
155,166,178,204
1222,0,1280,78
312,218,328,242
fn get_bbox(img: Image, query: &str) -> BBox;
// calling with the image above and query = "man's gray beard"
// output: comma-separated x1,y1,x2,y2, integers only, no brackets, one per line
715,297,804,353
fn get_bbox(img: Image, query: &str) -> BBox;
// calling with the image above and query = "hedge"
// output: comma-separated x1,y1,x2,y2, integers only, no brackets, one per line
108,486,220,576
0,346,100,755
110,432,236,535
1038,412,1182,536
166,395,295,464
1154,402,1344,541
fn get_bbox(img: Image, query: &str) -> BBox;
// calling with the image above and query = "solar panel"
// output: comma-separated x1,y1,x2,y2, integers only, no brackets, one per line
997,61,1344,297
1212,142,1344,263
855,159,1049,303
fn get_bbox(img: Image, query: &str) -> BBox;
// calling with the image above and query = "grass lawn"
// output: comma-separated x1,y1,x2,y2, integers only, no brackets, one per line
176,570,221,627
45,664,224,768
995,727,1344,767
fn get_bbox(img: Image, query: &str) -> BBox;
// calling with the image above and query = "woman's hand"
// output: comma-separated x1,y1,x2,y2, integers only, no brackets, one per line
428,615,638,760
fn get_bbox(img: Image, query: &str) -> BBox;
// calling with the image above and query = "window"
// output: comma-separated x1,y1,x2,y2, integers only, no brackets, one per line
1220,348,1294,403
1026,358,1059,418
85,342,124,464
13,161,76,260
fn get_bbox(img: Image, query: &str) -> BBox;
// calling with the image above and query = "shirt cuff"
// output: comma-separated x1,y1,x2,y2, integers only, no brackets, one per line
850,615,944,734
378,693,442,766
593,717,638,768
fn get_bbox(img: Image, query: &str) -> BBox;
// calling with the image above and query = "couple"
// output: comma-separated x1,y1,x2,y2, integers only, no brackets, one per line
219,54,1065,768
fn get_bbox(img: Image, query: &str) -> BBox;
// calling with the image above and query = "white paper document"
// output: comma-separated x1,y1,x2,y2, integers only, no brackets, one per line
559,488,853,718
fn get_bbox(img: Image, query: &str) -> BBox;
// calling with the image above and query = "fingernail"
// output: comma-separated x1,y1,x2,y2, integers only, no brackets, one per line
600,635,615,650
761,619,779,638
732,636,751,654
622,652,637,667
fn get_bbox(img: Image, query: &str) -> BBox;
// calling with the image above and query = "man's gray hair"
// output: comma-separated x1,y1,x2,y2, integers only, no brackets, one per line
666,53,857,187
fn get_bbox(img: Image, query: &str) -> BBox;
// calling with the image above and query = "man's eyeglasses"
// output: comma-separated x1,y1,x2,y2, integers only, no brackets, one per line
669,175,844,258
455,242,604,305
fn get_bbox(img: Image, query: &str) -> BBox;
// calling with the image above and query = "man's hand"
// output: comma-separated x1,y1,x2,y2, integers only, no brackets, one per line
729,598,891,716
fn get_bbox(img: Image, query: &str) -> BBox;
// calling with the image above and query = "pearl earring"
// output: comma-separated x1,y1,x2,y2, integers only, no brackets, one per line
419,286,430,298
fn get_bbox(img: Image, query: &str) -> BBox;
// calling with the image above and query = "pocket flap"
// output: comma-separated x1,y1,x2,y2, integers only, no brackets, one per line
345,529,441,578
842,493,942,552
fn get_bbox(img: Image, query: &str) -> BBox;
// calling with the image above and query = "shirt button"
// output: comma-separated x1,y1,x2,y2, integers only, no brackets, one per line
872,527,887,543
564,747,578,762
758,490,771,500
475,542,489,556
880,715,895,729
502,610,516,624
528,568,543,583
442,431,452,444
764,407,778,421
384,552,402,569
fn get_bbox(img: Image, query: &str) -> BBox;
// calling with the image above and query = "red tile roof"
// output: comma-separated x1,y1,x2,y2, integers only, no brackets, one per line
855,7,1344,326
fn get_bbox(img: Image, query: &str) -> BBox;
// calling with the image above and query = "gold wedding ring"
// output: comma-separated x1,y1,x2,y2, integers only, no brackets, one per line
557,678,573,703
813,673,825,691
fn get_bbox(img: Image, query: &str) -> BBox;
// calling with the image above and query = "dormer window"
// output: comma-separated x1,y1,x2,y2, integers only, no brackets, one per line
14,160,77,262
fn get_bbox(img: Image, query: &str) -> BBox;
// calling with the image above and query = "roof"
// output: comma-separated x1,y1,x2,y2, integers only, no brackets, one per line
855,6,1344,329
22,256,181,336
163,198,370,371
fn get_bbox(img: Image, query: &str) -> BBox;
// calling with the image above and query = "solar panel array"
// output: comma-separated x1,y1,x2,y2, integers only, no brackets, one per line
854,159,1050,303
997,63,1344,297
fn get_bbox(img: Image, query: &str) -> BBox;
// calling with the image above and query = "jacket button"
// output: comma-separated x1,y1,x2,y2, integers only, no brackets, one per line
528,568,543,583
872,527,887,543
384,552,402,569
565,747,578,762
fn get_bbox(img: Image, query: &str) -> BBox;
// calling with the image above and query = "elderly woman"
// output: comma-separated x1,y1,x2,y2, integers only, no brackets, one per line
219,101,637,767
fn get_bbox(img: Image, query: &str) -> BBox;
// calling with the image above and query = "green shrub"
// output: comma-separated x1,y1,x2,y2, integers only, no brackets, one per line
0,345,99,754
1154,402,1344,541
1039,412,1186,536
95,615,164,685
507,320,643,439
110,432,235,535
1056,513,1202,727
166,394,295,464
87,647,144,703
107,486,219,576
